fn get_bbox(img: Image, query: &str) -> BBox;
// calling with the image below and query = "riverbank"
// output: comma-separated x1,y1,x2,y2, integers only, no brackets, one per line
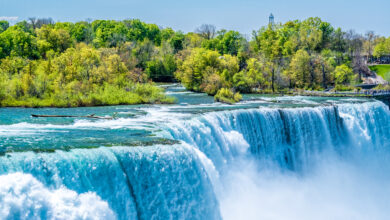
0,96,176,108
0,84,176,108
3,82,389,108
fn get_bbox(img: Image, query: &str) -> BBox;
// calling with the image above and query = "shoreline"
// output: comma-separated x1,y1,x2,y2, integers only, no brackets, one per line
1,87,389,108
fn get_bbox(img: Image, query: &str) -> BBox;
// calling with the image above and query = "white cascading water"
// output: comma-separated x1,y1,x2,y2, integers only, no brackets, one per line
166,101,390,220
0,100,389,219
0,146,220,220
0,173,116,220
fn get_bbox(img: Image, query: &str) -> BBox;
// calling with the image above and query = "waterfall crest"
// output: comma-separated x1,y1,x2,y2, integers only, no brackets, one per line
167,101,390,171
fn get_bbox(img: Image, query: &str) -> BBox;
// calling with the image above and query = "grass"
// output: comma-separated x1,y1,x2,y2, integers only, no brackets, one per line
369,65,390,82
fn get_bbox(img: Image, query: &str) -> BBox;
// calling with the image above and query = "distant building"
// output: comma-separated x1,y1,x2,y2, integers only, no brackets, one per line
369,55,390,64
269,13,275,26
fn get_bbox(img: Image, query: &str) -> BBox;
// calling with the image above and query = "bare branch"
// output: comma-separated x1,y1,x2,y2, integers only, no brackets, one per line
195,24,216,40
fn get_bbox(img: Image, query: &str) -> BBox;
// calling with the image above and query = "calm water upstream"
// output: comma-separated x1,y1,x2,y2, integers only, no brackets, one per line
0,84,389,220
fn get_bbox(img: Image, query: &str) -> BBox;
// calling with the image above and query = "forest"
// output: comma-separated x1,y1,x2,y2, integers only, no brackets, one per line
0,17,389,106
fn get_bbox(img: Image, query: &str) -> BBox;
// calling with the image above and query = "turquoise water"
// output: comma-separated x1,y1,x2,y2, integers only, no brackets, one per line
0,84,389,219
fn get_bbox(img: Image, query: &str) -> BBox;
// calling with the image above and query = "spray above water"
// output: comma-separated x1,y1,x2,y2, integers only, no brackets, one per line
166,101,390,220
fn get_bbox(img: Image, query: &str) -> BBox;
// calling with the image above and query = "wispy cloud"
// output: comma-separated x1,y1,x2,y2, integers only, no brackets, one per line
0,16,19,21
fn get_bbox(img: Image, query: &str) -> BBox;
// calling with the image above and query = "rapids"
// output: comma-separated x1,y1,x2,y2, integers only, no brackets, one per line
0,85,389,219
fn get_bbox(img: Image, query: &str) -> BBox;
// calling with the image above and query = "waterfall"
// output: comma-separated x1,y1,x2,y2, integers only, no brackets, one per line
166,101,390,220
0,100,389,219
0,146,220,220
167,101,390,171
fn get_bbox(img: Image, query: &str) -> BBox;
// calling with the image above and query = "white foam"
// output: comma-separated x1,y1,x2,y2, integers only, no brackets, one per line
0,173,116,220
0,107,191,137
165,91,193,95
219,153,390,220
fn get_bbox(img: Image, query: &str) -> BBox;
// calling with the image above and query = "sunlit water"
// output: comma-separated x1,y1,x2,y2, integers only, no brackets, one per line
0,84,389,219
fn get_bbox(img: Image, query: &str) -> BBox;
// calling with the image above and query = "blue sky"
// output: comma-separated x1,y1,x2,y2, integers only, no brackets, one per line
1,0,389,37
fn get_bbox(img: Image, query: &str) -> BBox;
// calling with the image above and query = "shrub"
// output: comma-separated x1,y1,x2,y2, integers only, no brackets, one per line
333,84,355,92
214,88,242,104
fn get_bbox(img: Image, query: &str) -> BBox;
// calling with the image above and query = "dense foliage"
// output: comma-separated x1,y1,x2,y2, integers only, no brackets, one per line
373,37,390,57
0,17,388,106
176,18,389,96
0,19,179,107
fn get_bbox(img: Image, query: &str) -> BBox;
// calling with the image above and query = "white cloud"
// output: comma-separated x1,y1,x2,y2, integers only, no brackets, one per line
0,16,19,21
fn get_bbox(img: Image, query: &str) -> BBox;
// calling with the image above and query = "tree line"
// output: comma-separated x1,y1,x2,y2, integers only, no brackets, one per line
0,19,179,106
0,17,388,106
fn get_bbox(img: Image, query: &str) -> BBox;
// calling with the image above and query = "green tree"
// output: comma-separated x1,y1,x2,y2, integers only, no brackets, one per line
72,22,93,43
37,26,73,57
253,26,282,92
373,37,390,57
233,58,265,92
0,20,9,33
0,26,39,59
176,48,221,91
169,32,185,53
333,64,354,85
146,54,177,82
288,49,311,88
203,30,244,56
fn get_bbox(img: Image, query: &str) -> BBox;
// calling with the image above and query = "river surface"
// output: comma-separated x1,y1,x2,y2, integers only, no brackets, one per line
0,84,389,220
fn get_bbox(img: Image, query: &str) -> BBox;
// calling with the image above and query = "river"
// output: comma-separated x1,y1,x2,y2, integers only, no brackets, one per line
0,84,389,220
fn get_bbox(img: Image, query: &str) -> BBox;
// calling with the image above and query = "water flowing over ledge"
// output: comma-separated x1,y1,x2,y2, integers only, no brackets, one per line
166,101,389,170
0,100,389,219
0,146,220,220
